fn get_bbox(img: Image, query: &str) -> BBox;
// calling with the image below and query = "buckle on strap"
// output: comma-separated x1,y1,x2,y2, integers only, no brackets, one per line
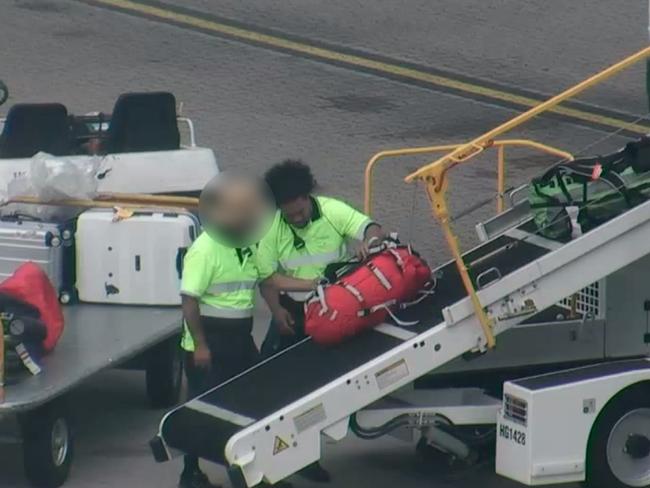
343,283,364,303
355,300,419,327
315,284,329,315
15,343,41,375
386,248,405,269
357,299,397,317
367,262,392,290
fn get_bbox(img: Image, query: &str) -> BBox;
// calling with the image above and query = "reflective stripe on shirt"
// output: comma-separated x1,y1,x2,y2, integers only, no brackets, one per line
207,280,258,295
199,303,254,319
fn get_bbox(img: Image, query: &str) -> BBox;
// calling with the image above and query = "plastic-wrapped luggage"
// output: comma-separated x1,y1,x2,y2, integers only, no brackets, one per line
304,240,431,346
529,137,650,240
5,151,102,222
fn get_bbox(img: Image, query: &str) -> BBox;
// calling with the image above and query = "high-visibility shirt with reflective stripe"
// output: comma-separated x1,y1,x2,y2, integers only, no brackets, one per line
180,232,259,351
256,196,373,281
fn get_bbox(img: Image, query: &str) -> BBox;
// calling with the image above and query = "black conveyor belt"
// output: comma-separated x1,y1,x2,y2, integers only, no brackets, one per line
157,234,549,464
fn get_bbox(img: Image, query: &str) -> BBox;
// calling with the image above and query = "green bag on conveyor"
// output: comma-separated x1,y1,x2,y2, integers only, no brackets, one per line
529,137,650,240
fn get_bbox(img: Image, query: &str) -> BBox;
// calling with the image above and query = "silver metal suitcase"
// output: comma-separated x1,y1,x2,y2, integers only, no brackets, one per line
0,218,76,303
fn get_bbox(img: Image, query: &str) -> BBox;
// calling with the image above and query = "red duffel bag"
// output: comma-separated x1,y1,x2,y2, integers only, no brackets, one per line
0,262,64,353
304,242,431,345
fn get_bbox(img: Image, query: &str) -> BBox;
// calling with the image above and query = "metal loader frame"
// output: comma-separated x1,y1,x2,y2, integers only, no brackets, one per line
155,47,650,488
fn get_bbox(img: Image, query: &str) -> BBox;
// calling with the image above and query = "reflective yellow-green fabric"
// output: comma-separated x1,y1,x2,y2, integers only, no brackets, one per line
180,232,259,351
256,196,372,280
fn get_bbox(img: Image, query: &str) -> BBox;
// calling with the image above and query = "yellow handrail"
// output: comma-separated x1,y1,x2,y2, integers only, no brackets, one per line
405,47,650,186
364,144,459,215
364,139,573,216
399,46,650,350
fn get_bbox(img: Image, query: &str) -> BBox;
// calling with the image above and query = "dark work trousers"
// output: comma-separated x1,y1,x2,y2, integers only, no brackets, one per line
260,294,306,358
260,298,328,477
183,316,259,473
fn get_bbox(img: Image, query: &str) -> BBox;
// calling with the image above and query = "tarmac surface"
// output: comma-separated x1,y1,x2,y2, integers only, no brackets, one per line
1,0,649,486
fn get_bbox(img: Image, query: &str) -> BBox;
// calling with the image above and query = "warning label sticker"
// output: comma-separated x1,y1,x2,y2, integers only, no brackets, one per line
273,436,290,455
375,359,409,390
293,403,326,433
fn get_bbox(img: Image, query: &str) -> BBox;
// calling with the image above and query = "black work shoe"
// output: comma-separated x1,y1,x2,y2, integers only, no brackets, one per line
298,462,331,483
179,469,220,488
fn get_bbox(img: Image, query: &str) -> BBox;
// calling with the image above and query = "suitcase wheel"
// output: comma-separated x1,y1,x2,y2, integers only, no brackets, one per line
46,233,61,248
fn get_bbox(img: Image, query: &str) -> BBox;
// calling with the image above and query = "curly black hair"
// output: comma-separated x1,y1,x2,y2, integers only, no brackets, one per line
264,159,316,204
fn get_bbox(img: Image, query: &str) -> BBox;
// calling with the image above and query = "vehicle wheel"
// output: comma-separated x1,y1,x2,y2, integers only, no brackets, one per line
0,80,8,106
586,387,650,488
19,401,73,488
146,336,183,408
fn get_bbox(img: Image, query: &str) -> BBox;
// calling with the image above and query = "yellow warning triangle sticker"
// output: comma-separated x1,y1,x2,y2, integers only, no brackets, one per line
273,436,290,455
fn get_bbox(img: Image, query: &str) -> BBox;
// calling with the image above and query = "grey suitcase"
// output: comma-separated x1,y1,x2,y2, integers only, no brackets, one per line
0,218,76,303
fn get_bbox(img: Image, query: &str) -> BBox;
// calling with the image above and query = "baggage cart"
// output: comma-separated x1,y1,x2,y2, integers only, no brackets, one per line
0,304,184,488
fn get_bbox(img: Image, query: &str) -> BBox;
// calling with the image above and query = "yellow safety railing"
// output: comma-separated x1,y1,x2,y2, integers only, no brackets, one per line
372,46,650,350
364,47,650,348
364,139,573,216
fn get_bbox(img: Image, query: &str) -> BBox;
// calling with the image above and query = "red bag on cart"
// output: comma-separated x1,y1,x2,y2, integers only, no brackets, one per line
304,242,431,345
0,262,64,353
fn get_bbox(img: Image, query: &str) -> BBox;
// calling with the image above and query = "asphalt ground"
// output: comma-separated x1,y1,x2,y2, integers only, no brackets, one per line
1,0,648,486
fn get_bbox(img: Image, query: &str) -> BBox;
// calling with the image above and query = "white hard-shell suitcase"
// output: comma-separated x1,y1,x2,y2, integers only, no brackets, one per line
76,209,200,305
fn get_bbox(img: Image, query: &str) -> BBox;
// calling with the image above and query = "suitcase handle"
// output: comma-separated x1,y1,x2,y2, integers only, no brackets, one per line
176,247,188,279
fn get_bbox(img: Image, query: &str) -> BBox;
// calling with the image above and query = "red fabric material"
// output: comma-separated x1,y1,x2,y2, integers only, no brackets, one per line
305,247,430,345
0,262,64,352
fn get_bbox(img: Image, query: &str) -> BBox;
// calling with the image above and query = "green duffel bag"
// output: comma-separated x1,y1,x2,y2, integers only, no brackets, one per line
529,138,650,240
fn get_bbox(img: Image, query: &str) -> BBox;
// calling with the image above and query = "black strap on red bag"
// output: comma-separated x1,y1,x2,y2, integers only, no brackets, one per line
2,312,44,377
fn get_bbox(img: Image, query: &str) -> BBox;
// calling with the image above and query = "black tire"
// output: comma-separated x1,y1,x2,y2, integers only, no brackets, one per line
0,80,7,106
586,385,650,488
19,401,74,488
146,335,183,408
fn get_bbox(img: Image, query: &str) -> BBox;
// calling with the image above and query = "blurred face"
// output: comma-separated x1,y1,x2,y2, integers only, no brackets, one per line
199,174,275,247
280,196,313,228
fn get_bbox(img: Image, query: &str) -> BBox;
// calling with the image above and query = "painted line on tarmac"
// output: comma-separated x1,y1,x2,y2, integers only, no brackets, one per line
82,0,650,135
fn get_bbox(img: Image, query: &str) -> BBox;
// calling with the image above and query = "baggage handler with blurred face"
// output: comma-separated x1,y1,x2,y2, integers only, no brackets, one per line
178,175,306,488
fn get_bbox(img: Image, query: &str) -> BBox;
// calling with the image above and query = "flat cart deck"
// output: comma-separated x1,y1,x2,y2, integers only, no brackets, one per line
1,304,183,488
